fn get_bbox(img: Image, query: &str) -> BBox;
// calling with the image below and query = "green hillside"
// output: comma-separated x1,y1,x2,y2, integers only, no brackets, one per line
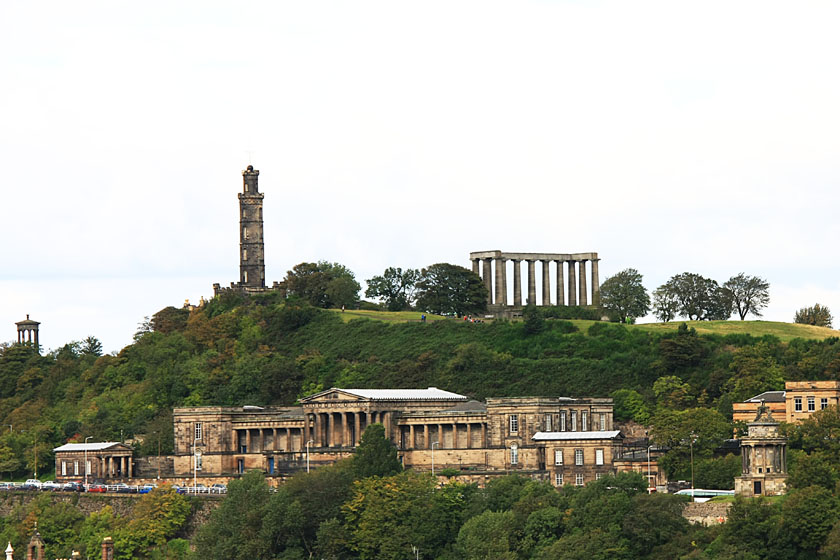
2,292,840,480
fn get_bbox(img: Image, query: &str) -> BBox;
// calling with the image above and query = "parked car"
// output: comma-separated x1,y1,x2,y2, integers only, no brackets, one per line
0,482,14,491
173,485,187,494
41,481,62,492
210,483,227,494
22,479,42,490
88,484,107,493
112,483,136,494
62,481,85,492
138,484,157,494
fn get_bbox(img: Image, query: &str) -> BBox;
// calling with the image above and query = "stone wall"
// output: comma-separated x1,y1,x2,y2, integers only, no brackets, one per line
682,501,732,526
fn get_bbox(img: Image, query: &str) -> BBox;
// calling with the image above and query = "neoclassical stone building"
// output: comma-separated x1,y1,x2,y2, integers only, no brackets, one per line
172,388,619,486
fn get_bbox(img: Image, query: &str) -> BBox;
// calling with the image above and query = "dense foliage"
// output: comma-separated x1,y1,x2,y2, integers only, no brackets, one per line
794,303,833,328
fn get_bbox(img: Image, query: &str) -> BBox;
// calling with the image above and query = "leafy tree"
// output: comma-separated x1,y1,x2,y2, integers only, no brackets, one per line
150,307,190,334
611,389,651,423
522,305,545,335
364,267,420,311
284,261,361,309
351,423,402,479
415,263,487,316
599,268,651,323
652,285,679,323
652,375,694,409
724,343,784,401
455,510,518,560
80,336,104,357
650,408,732,478
115,486,191,559
786,451,838,491
794,303,833,328
780,485,839,554
656,273,732,321
621,493,689,557
723,273,770,320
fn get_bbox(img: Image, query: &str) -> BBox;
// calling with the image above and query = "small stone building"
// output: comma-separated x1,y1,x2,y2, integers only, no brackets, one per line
733,381,840,428
53,442,134,481
735,401,787,496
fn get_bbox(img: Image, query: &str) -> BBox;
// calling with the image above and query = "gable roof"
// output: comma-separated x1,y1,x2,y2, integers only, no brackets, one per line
744,390,786,403
301,387,469,402
53,442,130,453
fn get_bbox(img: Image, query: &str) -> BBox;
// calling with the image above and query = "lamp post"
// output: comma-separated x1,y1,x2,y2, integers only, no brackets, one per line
431,441,439,477
154,431,161,480
306,440,314,473
647,445,653,493
689,432,697,499
193,438,201,492
84,436,92,489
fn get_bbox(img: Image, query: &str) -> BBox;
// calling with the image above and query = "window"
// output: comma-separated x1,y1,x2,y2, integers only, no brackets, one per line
555,449,564,465
575,449,584,466
545,413,552,431
822,398,829,410
555,473,563,486
74,461,79,476
808,397,816,412
581,411,588,431
595,449,604,466
243,227,248,239
194,422,203,441
195,453,203,472
86,460,91,475
510,444,519,465
509,415,519,434
243,271,248,283
600,413,606,431
243,249,247,260
560,411,567,431
595,473,603,480
61,462,66,476
795,397,802,412
245,183,249,192
571,411,577,431
243,209,247,218
575,473,584,486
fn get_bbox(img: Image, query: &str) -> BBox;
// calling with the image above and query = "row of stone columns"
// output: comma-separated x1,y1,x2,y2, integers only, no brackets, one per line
101,456,132,478
234,427,303,453
305,411,391,448
399,422,487,450
473,258,600,307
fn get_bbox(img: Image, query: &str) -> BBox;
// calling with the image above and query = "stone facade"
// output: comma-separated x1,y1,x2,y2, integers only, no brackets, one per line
733,381,840,428
14,315,40,351
734,401,787,497
172,388,619,487
53,442,134,481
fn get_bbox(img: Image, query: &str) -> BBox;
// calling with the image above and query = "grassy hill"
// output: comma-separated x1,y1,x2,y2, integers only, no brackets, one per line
331,309,840,342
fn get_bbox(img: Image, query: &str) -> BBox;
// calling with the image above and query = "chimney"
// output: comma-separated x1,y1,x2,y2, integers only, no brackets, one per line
101,537,114,560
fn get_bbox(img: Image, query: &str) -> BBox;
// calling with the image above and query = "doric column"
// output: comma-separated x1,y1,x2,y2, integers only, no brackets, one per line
424,424,429,448
512,260,522,306
482,423,487,446
578,260,588,306
304,415,310,448
409,425,415,449
527,260,536,305
327,413,334,447
247,430,252,453
354,412,362,445
591,258,600,306
568,261,577,306
286,428,292,452
494,258,507,306
272,428,277,451
438,424,444,448
542,260,551,306
472,259,479,275
260,429,266,452
384,412,393,442
483,259,493,305
556,260,565,306
344,412,351,447
467,424,472,449
314,413,322,447
127,457,132,479
452,423,458,447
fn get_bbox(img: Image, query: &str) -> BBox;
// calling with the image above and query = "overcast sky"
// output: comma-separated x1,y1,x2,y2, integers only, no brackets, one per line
2,1,839,353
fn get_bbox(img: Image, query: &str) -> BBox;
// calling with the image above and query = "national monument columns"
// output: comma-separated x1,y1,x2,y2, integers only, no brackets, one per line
470,251,600,313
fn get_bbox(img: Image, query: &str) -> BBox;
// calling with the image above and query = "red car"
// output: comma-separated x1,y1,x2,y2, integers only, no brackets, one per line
88,484,107,493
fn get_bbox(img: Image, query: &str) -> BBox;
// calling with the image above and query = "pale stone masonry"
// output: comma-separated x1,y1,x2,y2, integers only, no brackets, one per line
171,388,618,486
734,401,787,496
733,381,840,427
470,251,600,315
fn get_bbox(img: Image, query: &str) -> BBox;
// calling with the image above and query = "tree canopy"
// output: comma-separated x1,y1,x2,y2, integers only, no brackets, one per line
653,273,732,321
284,261,361,309
794,303,833,328
364,267,420,311
599,268,650,323
414,263,487,316
723,273,770,320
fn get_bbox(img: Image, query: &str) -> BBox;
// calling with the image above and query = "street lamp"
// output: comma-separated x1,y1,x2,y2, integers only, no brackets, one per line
647,444,653,493
193,439,201,492
306,440,314,473
689,432,697,499
84,436,92,489
431,441,439,477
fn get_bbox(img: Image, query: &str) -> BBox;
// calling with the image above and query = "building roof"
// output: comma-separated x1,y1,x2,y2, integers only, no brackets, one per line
532,430,622,441
744,390,786,403
53,442,128,452
303,387,469,402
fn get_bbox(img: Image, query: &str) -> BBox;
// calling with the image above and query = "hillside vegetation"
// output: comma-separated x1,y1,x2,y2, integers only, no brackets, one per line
2,290,840,479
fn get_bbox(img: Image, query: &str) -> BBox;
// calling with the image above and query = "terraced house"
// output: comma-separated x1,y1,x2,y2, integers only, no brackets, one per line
172,387,621,486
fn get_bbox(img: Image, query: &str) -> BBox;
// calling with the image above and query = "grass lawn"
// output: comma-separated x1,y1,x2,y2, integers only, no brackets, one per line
330,310,840,341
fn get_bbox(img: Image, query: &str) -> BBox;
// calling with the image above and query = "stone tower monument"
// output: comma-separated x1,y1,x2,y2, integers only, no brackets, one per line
15,315,40,351
239,164,266,289
213,165,280,296
735,400,787,496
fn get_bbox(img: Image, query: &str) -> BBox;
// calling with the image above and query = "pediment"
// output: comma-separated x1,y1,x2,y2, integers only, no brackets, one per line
300,388,366,404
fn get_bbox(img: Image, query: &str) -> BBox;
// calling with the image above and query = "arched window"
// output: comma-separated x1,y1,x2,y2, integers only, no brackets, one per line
243,271,248,283
243,227,248,239
510,444,518,465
